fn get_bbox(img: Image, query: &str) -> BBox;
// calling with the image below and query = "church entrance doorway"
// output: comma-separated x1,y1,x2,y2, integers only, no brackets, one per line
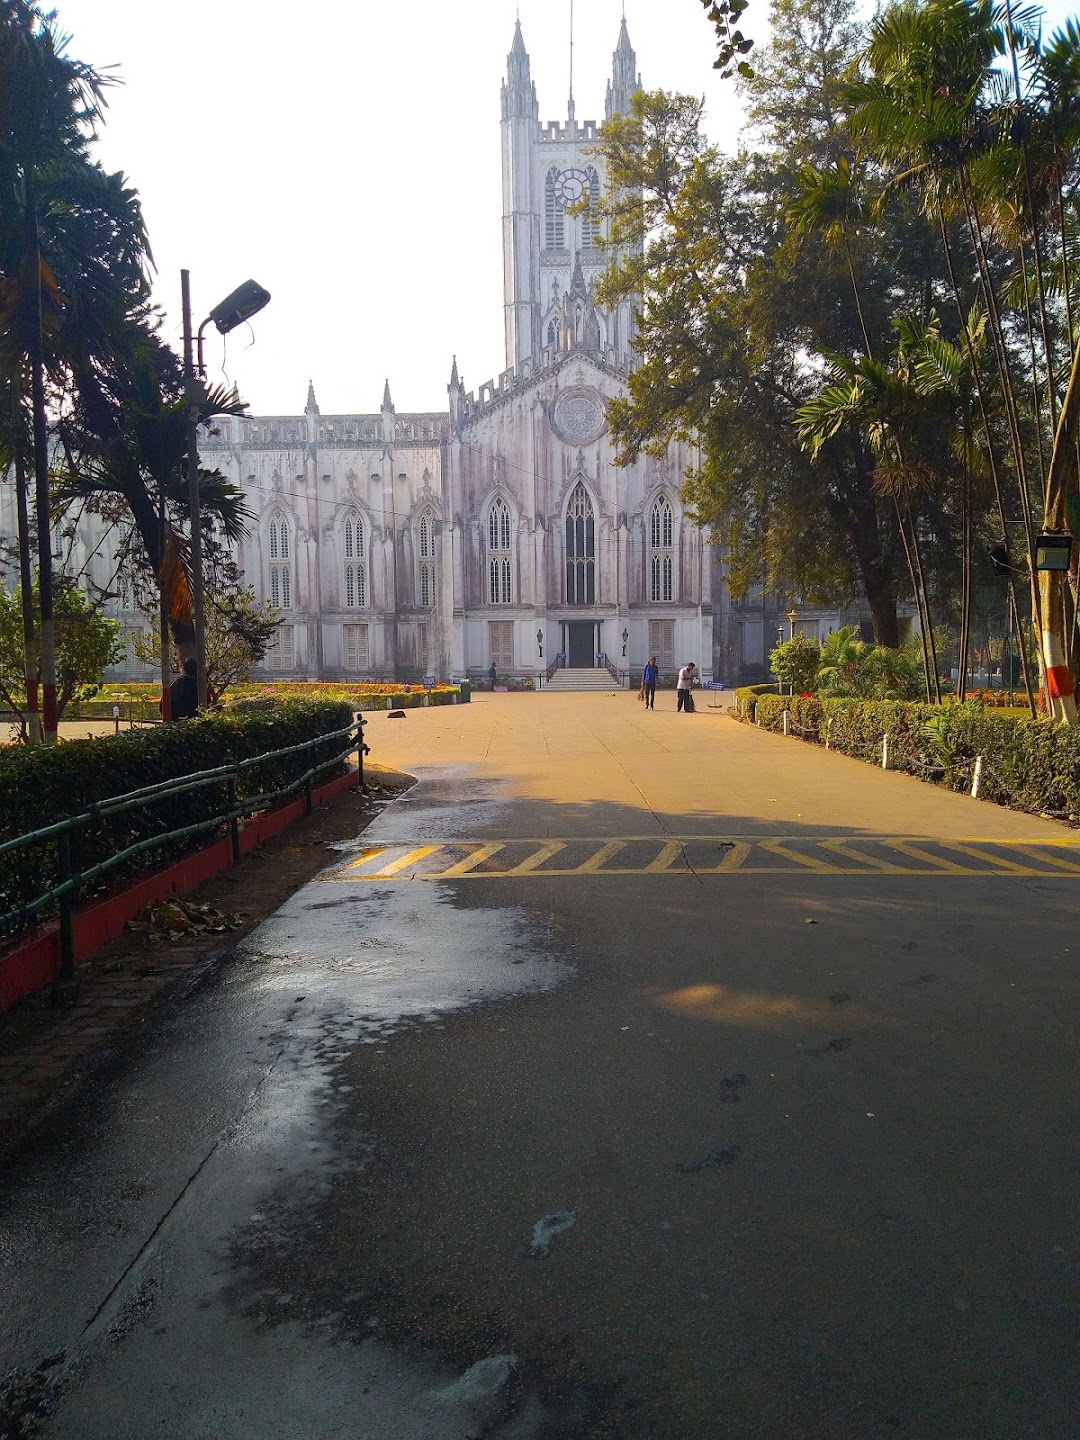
567,621,595,668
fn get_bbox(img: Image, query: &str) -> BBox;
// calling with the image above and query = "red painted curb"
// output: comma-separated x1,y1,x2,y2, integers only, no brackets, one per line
0,768,358,1013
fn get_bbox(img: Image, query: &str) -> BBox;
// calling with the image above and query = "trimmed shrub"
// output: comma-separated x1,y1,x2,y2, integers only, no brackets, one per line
740,691,1080,822
0,698,354,935
732,684,778,721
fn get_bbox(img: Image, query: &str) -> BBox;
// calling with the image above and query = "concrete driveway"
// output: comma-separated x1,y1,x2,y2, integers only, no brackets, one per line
1,692,1077,1439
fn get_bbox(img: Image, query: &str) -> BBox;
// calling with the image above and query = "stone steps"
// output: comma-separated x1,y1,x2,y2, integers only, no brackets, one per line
542,668,622,692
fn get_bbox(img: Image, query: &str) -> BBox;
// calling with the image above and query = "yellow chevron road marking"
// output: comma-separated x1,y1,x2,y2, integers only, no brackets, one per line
430,842,504,877
373,845,442,877
819,839,907,872
321,835,1080,882
579,840,628,872
644,840,686,872
504,840,567,875
757,838,843,872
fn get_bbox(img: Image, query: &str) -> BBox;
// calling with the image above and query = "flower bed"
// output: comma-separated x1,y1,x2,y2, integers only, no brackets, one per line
65,679,469,720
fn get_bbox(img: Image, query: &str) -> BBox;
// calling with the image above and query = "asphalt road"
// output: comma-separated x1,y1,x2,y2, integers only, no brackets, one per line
1,692,1078,1439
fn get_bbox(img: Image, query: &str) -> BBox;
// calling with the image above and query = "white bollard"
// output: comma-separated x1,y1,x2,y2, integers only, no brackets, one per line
882,735,889,770
971,754,983,798
825,717,831,750
783,709,789,736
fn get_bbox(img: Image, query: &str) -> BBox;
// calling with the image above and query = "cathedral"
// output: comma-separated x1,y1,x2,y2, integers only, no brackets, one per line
1,22,821,688
193,19,747,687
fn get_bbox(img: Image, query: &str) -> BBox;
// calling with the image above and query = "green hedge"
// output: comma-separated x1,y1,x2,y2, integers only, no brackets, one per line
740,693,1080,821
367,688,469,710
0,697,355,934
732,684,779,720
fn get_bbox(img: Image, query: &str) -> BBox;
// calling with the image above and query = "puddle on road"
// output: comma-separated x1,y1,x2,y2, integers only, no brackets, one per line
41,773,584,1439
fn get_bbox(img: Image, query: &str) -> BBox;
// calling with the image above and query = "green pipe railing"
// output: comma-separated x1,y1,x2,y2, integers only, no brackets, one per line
0,717,368,986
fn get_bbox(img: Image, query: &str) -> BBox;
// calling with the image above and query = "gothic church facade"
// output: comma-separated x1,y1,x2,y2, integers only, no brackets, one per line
189,19,759,686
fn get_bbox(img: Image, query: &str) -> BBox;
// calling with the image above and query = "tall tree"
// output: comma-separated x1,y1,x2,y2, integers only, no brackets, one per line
593,0,950,643
0,0,113,741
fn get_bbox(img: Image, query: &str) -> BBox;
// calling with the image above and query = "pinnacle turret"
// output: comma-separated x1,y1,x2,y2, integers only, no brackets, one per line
605,17,641,120
305,379,319,414
381,378,394,412
502,21,538,121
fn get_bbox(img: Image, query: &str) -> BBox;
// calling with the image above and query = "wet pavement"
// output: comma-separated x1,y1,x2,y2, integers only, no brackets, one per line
1,692,1079,1438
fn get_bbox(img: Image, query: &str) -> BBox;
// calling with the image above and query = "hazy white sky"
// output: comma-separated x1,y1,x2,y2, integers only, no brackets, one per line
55,0,1079,418
54,0,743,417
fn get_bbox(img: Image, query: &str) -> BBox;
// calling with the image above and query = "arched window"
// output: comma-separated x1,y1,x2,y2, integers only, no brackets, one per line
417,508,436,609
565,482,595,605
488,497,512,604
268,513,292,610
547,319,559,348
649,496,674,603
342,512,366,609
581,167,602,248
544,167,565,250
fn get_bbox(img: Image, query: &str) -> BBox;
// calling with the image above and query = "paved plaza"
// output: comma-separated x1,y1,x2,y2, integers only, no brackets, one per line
1,692,1077,1439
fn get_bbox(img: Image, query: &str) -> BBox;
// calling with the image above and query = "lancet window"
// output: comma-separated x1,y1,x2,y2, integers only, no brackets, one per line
581,167,602,248
649,496,674,603
544,167,565,250
565,482,595,606
417,508,436,609
488,497,512,605
268,513,292,610
342,512,366,609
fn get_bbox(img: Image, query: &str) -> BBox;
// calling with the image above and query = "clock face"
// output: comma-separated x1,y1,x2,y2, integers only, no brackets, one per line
555,168,589,206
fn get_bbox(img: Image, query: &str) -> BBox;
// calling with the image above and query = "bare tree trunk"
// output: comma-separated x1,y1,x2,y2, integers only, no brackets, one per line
13,442,40,743
958,477,971,701
26,170,57,743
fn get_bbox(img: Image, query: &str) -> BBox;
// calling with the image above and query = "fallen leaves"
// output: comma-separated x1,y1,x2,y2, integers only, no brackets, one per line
127,897,246,941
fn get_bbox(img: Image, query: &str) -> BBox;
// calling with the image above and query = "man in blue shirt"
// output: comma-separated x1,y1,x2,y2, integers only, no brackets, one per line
642,655,659,710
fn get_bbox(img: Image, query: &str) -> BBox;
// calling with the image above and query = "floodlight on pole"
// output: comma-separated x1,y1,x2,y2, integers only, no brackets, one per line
182,271,271,711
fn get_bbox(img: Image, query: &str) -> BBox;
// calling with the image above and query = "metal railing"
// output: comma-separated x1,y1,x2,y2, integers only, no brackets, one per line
0,717,368,986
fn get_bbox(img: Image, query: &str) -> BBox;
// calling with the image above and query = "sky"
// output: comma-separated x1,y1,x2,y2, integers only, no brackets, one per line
54,0,745,418
54,0,1080,420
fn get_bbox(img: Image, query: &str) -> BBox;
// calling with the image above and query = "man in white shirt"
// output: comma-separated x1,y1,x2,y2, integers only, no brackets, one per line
677,662,696,713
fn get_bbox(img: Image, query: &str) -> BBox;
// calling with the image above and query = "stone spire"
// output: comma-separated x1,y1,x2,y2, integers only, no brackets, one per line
381,378,394,412
448,355,465,433
305,379,319,414
502,20,538,121
605,17,640,121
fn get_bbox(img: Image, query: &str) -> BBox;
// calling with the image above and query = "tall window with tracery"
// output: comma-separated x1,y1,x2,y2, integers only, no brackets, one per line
544,168,565,250
581,167,602,248
268,514,292,610
488,497,512,605
649,496,674,603
342,512,366,608
417,509,436,609
565,482,595,605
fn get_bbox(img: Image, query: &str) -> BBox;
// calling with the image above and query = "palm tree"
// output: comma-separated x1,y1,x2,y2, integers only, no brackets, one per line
0,0,115,741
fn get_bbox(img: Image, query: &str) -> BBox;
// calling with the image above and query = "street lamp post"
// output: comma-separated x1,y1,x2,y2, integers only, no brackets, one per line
181,273,270,709
536,627,543,688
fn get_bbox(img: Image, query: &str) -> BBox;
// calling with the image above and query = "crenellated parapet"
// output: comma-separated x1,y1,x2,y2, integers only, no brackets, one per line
539,118,601,142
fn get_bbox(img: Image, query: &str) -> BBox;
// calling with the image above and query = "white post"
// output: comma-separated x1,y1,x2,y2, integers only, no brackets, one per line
971,754,983,798
825,717,831,750
783,709,789,736
882,735,889,770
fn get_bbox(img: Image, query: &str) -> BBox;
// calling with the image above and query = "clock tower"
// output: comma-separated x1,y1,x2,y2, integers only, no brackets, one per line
500,19,640,373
